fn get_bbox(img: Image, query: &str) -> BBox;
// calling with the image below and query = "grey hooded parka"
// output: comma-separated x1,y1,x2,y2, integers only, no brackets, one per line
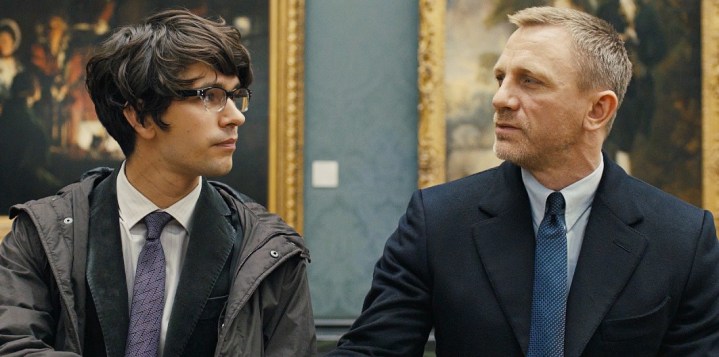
0,169,316,356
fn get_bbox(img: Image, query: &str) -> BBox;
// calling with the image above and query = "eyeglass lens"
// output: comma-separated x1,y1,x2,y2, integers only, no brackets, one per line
203,87,250,113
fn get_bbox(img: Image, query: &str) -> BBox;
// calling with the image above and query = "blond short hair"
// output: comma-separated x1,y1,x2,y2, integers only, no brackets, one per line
509,6,632,121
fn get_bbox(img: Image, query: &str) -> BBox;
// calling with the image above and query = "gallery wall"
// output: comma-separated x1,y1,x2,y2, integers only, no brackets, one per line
304,0,420,319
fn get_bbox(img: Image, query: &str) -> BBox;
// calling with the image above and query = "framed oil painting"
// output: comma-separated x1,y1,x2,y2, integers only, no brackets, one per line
418,0,719,225
0,0,304,236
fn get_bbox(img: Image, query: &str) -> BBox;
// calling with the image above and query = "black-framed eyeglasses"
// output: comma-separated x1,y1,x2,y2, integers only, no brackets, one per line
178,86,252,113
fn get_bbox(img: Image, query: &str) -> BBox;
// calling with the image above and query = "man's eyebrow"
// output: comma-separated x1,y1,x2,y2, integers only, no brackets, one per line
194,80,242,90
518,66,551,81
492,59,507,75
497,65,550,80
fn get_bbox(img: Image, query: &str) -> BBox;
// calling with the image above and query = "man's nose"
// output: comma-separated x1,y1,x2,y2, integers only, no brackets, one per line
492,80,518,112
221,101,246,127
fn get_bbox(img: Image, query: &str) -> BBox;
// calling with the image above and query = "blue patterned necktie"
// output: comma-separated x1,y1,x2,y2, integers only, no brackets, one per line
528,192,567,357
125,211,173,357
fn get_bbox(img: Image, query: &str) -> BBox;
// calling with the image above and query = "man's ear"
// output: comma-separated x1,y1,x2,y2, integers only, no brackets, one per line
584,90,618,132
123,105,156,140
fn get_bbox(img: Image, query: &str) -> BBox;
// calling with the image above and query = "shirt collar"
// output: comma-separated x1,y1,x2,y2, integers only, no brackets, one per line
116,161,202,231
521,157,604,229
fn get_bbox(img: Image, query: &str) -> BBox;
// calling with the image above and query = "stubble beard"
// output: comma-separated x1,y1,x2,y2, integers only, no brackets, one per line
494,137,531,168
493,111,534,169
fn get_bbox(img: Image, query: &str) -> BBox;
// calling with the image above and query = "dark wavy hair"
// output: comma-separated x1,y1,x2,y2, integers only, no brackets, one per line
85,8,253,157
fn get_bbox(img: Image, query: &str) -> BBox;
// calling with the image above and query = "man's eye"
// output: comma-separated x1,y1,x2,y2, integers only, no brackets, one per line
522,77,539,85
204,89,222,103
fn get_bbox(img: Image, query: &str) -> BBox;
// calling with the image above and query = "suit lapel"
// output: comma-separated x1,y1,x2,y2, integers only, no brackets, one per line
564,157,647,357
471,163,536,352
86,170,130,357
163,179,235,357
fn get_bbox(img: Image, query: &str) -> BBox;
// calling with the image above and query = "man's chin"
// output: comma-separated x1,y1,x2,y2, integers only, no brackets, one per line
205,162,233,177
493,142,513,161
494,144,527,167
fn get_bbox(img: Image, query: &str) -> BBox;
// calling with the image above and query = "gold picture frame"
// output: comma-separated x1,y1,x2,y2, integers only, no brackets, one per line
702,0,719,227
0,216,10,239
418,0,719,227
0,0,305,239
269,0,305,233
418,0,447,189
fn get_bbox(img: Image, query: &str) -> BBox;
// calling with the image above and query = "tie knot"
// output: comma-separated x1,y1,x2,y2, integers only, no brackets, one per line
545,192,565,216
143,211,173,240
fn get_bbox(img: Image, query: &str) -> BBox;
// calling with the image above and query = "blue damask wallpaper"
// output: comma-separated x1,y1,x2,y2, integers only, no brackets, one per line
304,0,419,319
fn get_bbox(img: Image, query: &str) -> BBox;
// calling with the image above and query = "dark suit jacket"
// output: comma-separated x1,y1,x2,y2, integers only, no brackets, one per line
83,170,238,357
333,155,719,356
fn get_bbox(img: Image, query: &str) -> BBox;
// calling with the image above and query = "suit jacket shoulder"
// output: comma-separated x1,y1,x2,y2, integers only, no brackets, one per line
594,157,708,237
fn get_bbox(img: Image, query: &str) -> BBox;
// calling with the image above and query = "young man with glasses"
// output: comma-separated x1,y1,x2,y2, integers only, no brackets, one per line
0,9,315,356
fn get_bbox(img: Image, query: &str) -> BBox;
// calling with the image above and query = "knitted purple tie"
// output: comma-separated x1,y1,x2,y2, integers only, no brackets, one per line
125,211,173,357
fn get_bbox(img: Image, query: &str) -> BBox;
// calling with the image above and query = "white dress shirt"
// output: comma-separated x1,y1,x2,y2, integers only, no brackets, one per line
116,162,201,355
521,158,604,288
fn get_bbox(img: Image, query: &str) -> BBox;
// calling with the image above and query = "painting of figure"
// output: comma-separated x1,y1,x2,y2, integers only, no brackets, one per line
0,0,271,213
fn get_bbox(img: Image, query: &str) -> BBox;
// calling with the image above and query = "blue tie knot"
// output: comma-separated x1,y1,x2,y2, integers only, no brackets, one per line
144,211,173,241
545,192,565,216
